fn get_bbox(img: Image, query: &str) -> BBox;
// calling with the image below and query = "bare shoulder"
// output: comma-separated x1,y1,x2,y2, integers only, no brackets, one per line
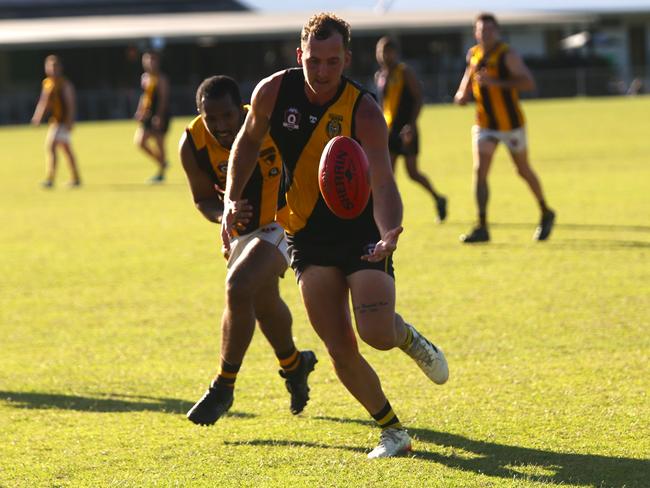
250,70,285,116
355,93,387,137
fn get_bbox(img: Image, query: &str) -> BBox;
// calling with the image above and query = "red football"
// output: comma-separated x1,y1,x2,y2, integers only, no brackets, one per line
318,136,371,219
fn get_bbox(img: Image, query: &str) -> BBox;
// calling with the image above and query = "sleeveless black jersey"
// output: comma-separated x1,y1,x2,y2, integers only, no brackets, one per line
270,68,378,245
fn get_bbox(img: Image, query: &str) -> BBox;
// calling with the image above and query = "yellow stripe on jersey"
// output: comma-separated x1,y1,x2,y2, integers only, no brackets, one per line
469,42,525,131
381,63,405,129
186,113,282,233
142,74,158,113
277,82,359,235
42,76,67,123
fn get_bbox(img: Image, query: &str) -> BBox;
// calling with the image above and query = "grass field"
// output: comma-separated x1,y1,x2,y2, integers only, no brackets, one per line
1,96,649,487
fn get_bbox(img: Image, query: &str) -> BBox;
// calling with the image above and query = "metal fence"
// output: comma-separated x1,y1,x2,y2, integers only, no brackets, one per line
1,67,647,126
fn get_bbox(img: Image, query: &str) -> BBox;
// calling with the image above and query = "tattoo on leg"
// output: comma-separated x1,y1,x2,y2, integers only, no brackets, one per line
354,301,389,314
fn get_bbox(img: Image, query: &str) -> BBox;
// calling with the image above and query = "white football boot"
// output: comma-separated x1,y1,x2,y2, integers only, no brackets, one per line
367,428,412,459
402,323,449,384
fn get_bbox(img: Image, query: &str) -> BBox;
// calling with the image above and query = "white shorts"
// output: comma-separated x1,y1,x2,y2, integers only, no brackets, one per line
48,125,71,144
227,222,289,269
472,125,527,153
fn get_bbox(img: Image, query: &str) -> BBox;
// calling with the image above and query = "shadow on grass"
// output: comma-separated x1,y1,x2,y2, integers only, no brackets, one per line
0,390,254,419
224,439,366,455
313,416,649,487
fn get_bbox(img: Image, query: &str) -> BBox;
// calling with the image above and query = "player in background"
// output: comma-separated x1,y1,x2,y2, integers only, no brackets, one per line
134,51,171,184
223,13,449,459
31,55,81,188
375,36,447,222
180,76,317,425
454,13,555,243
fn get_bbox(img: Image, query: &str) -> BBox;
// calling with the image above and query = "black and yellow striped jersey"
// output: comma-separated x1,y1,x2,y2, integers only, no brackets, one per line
378,63,415,131
270,68,377,244
469,42,525,131
185,113,283,235
141,73,160,115
42,76,68,124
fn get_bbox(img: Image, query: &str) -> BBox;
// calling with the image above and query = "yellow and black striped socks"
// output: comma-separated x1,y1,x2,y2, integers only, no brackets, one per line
372,401,403,430
277,347,302,375
213,360,240,388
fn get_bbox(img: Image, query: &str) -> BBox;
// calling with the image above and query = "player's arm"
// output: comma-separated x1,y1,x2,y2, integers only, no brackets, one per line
31,86,51,125
223,73,281,240
356,94,404,261
475,49,536,92
179,131,224,224
134,75,146,120
454,49,474,105
403,65,423,124
62,81,76,130
503,50,536,92
153,75,170,128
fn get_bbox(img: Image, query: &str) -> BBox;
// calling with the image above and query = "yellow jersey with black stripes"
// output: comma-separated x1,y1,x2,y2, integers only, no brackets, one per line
270,68,377,245
141,73,159,114
185,112,282,236
469,42,525,131
378,62,414,131
42,76,68,124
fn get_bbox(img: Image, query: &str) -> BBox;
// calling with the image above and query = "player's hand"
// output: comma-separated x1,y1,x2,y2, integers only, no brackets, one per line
399,124,414,144
361,226,403,262
30,116,40,126
453,92,468,105
475,69,497,87
220,198,252,252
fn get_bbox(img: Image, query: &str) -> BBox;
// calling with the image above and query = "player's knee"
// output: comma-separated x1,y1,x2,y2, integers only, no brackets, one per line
357,325,395,351
225,272,254,305
326,339,360,368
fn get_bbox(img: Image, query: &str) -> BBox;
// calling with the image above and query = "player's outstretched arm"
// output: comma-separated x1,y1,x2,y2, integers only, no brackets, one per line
222,73,282,246
356,93,403,262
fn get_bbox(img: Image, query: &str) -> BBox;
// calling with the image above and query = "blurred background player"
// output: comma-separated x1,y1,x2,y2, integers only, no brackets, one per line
134,50,170,184
454,13,555,243
223,13,448,459
375,36,447,222
180,75,317,425
31,55,81,188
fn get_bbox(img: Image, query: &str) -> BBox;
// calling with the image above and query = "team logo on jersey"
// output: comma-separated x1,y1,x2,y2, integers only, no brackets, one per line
259,147,277,165
269,167,280,177
283,108,301,130
326,114,343,138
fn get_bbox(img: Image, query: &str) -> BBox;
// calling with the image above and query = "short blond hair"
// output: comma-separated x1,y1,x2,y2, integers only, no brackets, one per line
301,12,351,49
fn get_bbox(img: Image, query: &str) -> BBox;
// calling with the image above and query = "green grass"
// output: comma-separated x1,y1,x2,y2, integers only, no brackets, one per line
1,96,649,487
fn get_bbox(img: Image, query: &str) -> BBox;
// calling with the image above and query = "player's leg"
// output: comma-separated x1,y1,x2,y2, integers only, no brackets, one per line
461,127,497,243
347,269,448,385
60,140,81,186
187,237,284,425
252,241,317,415
403,153,447,222
299,266,388,414
509,146,555,240
42,125,58,187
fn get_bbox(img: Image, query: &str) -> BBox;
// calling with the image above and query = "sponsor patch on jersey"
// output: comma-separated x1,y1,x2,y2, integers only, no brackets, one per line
283,108,301,131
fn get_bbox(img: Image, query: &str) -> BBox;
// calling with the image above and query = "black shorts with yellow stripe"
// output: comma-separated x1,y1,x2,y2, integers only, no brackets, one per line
286,234,395,282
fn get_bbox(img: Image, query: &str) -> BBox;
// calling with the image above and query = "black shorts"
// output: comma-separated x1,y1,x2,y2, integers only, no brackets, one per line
388,124,419,156
287,237,394,282
142,113,170,134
